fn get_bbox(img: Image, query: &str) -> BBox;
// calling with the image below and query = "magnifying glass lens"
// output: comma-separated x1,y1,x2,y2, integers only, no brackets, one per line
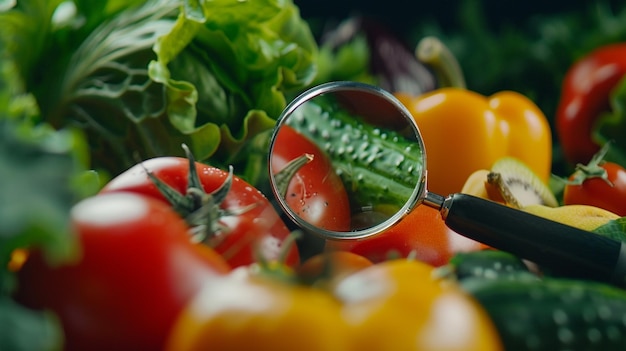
268,82,426,239
268,81,626,288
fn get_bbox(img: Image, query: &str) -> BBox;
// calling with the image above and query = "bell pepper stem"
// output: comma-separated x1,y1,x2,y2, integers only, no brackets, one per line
416,36,466,89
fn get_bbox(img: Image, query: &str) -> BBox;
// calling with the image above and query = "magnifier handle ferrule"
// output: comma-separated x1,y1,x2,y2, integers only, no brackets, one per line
443,193,626,287
422,191,447,212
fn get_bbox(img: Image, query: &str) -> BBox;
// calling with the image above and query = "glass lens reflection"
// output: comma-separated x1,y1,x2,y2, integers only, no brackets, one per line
270,85,424,234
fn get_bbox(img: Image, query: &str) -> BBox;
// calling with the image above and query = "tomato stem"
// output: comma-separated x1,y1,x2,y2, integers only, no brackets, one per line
277,231,302,264
142,164,196,215
249,231,303,284
142,144,259,246
566,141,614,187
182,143,232,205
274,153,314,197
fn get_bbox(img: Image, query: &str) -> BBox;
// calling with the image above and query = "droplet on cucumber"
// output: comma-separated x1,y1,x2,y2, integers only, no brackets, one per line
487,157,558,208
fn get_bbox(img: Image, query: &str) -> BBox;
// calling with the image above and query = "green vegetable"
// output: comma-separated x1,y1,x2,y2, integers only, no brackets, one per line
0,119,88,275
0,27,94,351
0,39,90,293
150,0,318,179
443,246,626,350
442,246,626,350
592,216,626,243
286,95,422,211
462,275,626,351
438,249,533,282
0,297,63,351
313,32,373,87
1,0,318,179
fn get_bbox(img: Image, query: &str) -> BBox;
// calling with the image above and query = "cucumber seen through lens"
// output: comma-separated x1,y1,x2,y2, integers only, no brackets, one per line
285,93,423,221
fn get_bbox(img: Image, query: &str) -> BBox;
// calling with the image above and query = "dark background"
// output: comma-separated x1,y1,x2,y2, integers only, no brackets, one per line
294,0,626,175
295,0,612,37
295,0,588,32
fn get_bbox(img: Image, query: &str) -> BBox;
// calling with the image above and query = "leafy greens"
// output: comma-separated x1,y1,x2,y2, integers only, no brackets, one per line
0,0,317,348
1,0,318,180
0,28,92,350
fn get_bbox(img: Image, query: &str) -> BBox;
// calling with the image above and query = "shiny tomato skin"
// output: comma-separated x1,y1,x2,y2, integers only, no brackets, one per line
271,125,351,232
100,157,299,268
326,205,484,267
14,192,230,351
556,44,626,166
563,161,626,216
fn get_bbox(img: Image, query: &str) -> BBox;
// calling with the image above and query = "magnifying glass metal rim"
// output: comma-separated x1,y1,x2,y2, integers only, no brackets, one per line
268,80,428,240
267,81,626,288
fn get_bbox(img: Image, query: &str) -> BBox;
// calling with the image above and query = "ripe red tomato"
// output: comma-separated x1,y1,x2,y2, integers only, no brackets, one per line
563,160,626,216
100,156,299,268
556,43,626,166
271,125,351,231
325,205,485,267
14,192,231,351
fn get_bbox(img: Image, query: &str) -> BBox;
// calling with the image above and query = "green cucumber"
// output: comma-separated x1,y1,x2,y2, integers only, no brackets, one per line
444,250,626,350
286,95,423,211
463,276,626,351
442,249,534,281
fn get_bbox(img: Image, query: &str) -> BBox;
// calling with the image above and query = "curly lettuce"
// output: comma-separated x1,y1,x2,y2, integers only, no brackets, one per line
1,0,317,180
149,0,317,181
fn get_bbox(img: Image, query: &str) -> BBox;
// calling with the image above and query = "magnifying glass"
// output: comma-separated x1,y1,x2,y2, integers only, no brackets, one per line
268,81,626,287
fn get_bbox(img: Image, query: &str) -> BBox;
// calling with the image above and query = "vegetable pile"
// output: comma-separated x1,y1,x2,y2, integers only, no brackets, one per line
1,0,317,181
4,0,626,350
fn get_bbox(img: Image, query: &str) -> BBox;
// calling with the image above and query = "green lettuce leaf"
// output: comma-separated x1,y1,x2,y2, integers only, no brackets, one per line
592,217,626,243
150,0,317,180
0,31,92,350
0,0,63,84
0,29,88,277
3,0,317,181
312,33,374,87
43,1,191,176
0,297,63,351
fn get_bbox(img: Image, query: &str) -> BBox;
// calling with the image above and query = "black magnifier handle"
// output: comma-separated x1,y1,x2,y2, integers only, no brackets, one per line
430,192,626,287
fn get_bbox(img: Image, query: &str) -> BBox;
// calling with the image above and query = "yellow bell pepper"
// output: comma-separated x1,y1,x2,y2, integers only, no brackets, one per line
165,259,503,351
394,37,552,195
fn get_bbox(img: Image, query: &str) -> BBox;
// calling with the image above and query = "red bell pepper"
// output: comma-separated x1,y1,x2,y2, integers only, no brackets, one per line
556,43,626,165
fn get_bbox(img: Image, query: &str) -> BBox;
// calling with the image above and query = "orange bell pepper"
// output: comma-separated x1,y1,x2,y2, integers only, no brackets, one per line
394,37,552,195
